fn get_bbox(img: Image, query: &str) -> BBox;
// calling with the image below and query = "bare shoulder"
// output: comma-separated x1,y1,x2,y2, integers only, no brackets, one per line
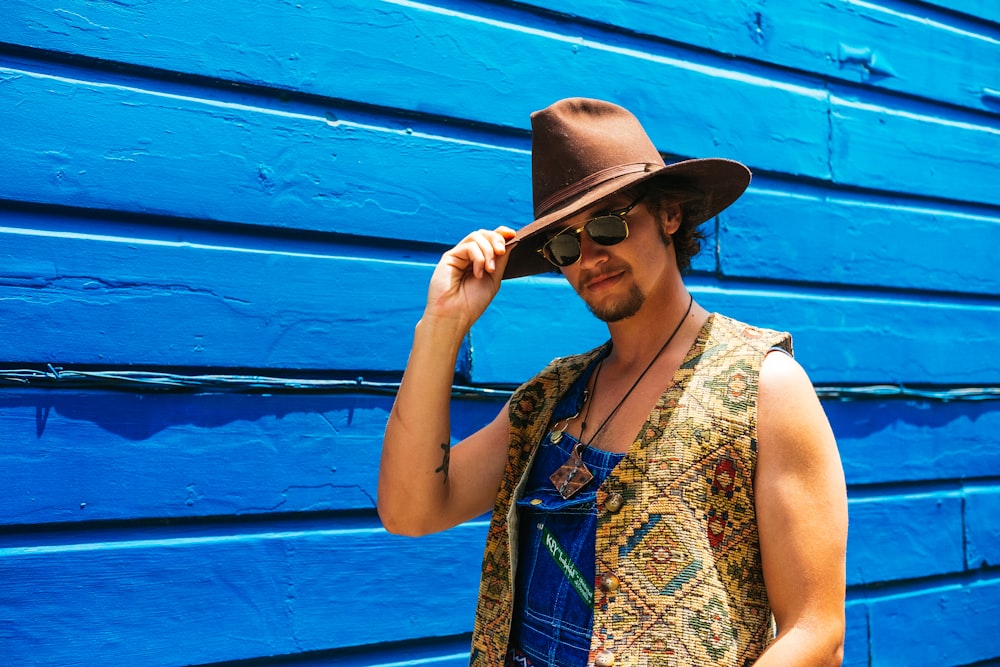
755,350,846,563
759,348,814,401
759,351,830,438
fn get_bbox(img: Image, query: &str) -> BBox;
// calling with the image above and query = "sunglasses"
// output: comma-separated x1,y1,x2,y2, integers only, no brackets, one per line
537,193,645,268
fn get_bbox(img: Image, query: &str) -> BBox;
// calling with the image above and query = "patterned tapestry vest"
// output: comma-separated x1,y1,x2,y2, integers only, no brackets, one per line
470,313,793,667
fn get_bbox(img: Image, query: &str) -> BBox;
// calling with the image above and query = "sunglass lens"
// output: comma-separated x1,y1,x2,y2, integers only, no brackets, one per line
587,216,628,246
545,235,582,267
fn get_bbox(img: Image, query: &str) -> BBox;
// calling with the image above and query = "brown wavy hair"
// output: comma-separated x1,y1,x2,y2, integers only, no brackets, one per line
635,180,709,273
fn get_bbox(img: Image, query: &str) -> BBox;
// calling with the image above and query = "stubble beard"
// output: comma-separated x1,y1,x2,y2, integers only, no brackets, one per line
586,283,645,322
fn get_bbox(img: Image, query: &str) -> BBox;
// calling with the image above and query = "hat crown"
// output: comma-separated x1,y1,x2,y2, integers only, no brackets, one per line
530,98,666,216
502,97,751,280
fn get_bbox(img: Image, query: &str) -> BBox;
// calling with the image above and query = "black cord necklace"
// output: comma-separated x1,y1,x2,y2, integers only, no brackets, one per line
549,292,695,500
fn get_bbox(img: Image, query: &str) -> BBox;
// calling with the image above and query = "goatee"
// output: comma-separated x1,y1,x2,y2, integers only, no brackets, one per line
587,283,645,322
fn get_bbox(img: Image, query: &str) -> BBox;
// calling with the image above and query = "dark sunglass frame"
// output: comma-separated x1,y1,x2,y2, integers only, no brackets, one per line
537,193,645,268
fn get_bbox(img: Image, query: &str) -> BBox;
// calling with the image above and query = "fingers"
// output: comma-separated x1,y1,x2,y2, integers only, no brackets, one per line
455,227,516,278
426,227,518,324
463,232,490,279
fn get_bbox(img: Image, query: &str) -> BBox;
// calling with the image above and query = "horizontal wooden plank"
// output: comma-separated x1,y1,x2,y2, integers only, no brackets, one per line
4,61,995,254
846,493,964,585
828,399,1000,485
6,2,996,207
476,276,1000,385
0,223,432,369
701,284,999,386
0,390,502,526
0,1,831,179
0,522,486,665
720,186,1000,295
4,386,997,526
0,392,389,525
868,578,1000,667
830,94,1000,206
965,486,1000,568
4,216,996,382
522,0,1000,113
0,65,529,245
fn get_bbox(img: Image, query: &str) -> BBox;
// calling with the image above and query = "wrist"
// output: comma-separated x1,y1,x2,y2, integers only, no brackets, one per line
414,313,470,353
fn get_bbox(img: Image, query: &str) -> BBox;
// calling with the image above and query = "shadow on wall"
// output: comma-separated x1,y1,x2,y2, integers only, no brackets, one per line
0,390,503,441
826,399,1000,484
0,388,507,525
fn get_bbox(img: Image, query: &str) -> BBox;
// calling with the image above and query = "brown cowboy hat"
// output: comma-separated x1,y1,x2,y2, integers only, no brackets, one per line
503,97,751,279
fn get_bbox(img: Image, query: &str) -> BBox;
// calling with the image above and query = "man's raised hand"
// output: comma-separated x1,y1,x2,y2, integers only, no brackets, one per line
425,226,517,329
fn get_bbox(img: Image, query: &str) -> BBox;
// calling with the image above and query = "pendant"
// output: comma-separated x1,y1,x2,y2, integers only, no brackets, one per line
549,428,564,443
550,443,594,499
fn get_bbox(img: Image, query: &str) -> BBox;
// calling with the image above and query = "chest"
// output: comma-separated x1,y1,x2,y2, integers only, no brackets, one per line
561,350,689,455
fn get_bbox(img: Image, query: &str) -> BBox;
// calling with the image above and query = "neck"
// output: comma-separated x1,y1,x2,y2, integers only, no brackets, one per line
604,283,706,369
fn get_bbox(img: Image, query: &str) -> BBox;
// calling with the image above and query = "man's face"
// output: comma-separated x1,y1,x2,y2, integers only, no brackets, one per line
553,194,677,323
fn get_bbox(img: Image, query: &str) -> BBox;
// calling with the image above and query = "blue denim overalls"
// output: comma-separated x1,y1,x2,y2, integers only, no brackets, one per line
507,352,623,667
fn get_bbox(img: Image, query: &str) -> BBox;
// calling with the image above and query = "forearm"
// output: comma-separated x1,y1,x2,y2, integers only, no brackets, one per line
377,315,467,535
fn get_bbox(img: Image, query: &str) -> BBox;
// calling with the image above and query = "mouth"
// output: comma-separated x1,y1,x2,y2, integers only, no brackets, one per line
584,268,625,292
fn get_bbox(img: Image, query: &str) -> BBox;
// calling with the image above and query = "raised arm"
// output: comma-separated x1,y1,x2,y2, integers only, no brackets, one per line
754,351,848,666
377,226,517,536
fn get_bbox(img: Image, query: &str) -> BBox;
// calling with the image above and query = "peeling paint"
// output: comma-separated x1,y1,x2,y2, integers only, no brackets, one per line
837,43,897,80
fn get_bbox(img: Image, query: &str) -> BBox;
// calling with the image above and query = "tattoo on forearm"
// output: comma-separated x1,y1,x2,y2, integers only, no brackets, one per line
435,442,450,483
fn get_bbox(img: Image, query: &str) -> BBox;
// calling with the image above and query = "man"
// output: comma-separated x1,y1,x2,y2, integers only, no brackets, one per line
378,98,847,666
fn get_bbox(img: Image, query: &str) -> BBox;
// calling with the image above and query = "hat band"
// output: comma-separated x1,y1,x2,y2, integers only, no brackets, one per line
534,162,659,218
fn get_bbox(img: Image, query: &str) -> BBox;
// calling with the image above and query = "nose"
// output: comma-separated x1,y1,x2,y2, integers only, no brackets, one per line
575,230,609,270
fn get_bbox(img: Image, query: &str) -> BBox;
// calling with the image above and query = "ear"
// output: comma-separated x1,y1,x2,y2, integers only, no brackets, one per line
661,202,682,236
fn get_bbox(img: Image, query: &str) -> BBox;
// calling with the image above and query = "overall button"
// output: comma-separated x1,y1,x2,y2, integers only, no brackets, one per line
595,649,615,666
599,572,620,592
604,492,624,513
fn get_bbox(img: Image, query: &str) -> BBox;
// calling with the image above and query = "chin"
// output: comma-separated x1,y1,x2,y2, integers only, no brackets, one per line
588,285,645,322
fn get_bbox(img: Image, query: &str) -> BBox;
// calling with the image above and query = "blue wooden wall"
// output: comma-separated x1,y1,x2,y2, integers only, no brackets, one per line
2,1,998,665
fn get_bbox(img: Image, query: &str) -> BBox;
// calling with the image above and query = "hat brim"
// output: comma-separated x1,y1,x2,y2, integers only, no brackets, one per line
502,158,750,279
